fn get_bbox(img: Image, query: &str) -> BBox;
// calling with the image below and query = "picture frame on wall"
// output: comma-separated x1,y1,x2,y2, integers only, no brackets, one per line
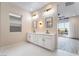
9,13,22,32
45,17,53,28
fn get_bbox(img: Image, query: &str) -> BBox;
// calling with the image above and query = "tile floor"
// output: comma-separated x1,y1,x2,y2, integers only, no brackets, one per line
0,42,77,56
58,37,79,54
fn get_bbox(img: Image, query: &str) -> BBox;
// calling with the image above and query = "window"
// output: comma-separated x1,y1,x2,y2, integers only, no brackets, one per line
9,13,22,32
57,22,69,35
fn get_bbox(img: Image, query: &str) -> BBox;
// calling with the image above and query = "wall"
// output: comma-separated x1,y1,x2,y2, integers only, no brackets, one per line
0,3,32,46
32,3,58,34
69,16,79,39
0,2,1,39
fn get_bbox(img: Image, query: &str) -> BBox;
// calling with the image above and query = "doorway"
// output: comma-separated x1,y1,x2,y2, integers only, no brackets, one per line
57,16,79,54
57,19,69,38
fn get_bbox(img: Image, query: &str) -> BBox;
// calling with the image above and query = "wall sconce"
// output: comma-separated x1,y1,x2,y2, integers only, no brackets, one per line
38,21,43,27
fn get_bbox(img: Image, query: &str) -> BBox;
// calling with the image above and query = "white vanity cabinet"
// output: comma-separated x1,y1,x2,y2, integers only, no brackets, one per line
27,33,57,51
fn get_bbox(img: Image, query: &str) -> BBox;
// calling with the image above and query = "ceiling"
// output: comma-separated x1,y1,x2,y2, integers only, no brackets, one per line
11,2,79,23
58,2,79,17
11,2,79,17
12,2,79,16
58,2,79,23
12,2,49,12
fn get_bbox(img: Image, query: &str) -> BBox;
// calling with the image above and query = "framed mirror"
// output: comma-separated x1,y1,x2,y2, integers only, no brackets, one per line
32,20,37,29
32,20,37,32
45,17,53,28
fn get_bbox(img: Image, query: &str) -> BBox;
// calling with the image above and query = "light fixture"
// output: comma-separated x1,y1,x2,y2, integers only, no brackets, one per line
45,7,52,12
32,12,39,19
43,4,55,17
44,4,53,12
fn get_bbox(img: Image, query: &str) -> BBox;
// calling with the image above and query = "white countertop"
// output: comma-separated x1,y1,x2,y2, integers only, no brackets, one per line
28,32,56,36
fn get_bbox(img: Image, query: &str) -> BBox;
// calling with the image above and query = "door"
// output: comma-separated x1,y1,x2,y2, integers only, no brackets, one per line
33,34,38,44
44,36,52,49
37,34,43,46
29,33,35,43
27,33,32,42
28,33,33,42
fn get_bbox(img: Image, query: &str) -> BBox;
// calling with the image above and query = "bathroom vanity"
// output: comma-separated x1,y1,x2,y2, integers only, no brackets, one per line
27,33,57,51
